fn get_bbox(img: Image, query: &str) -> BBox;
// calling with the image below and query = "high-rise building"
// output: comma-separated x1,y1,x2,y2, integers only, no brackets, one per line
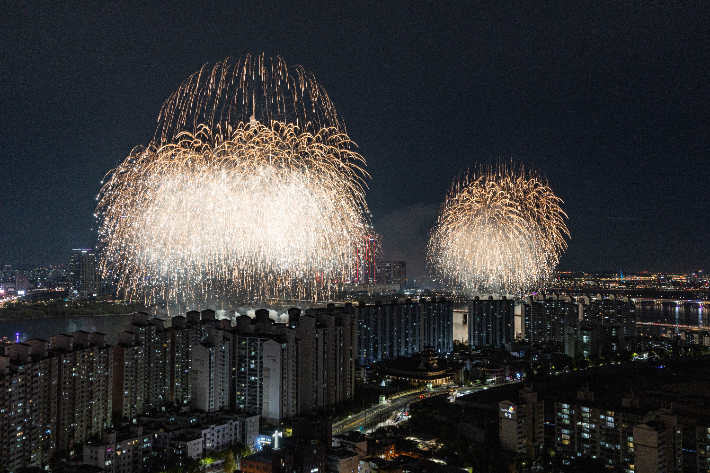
0,333,113,470
468,296,515,348
230,307,357,422
555,391,681,472
375,261,391,284
112,331,147,422
512,294,638,354
15,271,31,293
123,313,172,409
561,295,637,358
69,249,100,298
308,307,358,407
261,338,293,422
170,316,195,406
0,306,358,468
375,261,406,285
582,295,637,350
523,293,577,344
391,261,406,284
556,396,642,469
499,387,544,459
563,322,601,359
421,297,454,353
354,236,377,283
113,315,197,421
192,330,231,412
352,297,453,365
233,331,271,416
50,332,113,453
0,340,58,471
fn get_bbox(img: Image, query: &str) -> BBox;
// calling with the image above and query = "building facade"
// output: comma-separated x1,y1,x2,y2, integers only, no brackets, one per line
232,307,357,422
499,387,544,459
0,331,113,470
83,426,152,473
375,261,406,285
468,296,515,348
192,330,231,412
69,249,100,298
0,305,358,468
633,414,682,473
353,298,453,365
555,393,681,473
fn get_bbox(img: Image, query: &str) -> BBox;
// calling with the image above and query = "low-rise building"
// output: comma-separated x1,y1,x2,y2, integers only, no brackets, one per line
153,430,204,460
382,347,453,387
326,448,359,473
146,411,260,470
240,448,294,473
332,431,368,460
83,426,152,473
358,457,403,473
142,410,260,450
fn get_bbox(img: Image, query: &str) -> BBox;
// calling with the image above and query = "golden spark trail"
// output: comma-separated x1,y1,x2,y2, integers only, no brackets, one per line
428,163,569,295
97,55,371,303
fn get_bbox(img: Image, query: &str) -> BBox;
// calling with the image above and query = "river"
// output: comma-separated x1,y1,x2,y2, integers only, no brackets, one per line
0,314,135,344
1,300,707,345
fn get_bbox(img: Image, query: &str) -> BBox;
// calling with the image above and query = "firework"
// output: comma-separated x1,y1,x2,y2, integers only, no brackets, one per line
97,55,371,302
428,163,569,295
155,54,343,143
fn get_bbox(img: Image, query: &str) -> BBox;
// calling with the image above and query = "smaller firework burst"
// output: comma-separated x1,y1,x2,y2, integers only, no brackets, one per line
428,163,569,295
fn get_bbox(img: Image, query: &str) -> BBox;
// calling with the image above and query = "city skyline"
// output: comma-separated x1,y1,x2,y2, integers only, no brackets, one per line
1,3,709,279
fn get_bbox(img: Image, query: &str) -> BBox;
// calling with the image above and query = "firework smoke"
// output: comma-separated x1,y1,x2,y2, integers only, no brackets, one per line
428,163,569,295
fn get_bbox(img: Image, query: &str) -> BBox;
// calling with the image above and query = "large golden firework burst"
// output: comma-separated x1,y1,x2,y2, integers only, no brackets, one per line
96,55,371,303
428,163,569,295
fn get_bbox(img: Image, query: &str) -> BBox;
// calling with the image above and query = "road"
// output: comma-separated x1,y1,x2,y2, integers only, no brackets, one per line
332,386,480,435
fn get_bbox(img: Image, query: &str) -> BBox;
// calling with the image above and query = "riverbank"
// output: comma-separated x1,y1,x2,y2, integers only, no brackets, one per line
0,300,147,320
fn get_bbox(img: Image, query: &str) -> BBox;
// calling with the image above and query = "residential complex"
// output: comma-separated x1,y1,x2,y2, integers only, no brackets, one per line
353,298,454,365
555,390,681,472
468,293,637,356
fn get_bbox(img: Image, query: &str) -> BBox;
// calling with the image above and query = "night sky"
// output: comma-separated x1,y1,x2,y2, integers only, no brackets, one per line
1,3,709,279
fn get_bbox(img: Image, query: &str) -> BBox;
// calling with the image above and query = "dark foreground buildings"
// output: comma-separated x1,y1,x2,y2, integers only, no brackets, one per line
555,389,682,473
0,298,453,471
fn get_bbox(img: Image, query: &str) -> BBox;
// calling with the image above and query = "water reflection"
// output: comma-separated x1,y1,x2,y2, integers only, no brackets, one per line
634,301,709,327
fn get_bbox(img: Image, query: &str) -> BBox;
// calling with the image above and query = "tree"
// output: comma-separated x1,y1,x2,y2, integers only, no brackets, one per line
183,458,202,473
232,442,253,458
223,451,236,473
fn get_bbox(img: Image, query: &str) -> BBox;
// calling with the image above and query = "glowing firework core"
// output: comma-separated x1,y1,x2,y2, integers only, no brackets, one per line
428,164,569,295
97,56,370,302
